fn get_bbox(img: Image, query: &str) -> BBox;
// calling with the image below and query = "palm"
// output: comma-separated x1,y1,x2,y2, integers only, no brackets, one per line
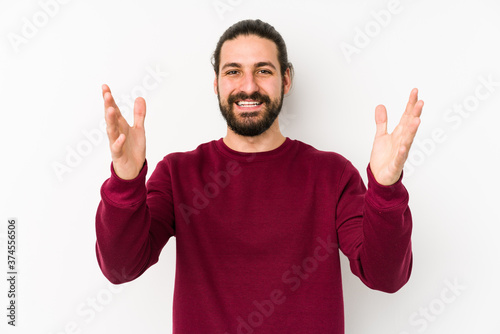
102,84,146,180
369,89,424,186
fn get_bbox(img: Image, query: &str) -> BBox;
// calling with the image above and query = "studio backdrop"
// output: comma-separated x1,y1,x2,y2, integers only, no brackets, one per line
1,0,499,333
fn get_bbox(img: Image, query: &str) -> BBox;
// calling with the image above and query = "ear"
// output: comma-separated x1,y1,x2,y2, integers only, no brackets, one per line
282,67,292,95
213,72,218,95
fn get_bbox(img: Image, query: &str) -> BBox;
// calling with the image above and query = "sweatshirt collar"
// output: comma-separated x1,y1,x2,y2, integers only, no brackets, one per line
214,137,293,162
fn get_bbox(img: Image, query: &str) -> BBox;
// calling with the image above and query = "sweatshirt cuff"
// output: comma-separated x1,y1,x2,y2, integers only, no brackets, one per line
365,164,408,210
100,160,148,207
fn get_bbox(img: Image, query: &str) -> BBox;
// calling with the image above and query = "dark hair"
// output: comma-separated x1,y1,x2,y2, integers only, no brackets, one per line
212,19,293,79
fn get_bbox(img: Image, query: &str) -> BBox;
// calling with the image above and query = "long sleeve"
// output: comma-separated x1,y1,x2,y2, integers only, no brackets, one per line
95,159,175,284
336,162,412,293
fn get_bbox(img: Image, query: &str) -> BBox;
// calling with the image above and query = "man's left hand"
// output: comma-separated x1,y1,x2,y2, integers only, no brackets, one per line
369,88,424,186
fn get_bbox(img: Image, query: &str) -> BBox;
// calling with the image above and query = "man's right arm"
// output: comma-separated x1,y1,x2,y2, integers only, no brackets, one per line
95,159,175,284
95,84,174,284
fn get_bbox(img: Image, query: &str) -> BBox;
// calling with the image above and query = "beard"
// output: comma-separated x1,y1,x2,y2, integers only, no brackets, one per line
217,86,284,137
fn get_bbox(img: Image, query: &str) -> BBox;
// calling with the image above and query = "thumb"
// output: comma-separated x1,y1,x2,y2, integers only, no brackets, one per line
133,97,146,128
374,104,388,137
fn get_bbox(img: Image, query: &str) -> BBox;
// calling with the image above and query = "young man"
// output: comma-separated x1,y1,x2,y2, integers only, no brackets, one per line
96,19,423,333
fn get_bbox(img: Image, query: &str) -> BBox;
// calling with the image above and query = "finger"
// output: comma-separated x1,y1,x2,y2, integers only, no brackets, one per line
102,84,120,112
397,116,421,165
404,88,419,116
374,104,388,137
133,97,146,129
393,144,409,171
102,84,111,98
105,106,121,143
398,93,423,133
411,99,424,118
404,115,422,143
110,133,126,156
104,92,125,125
399,99,423,137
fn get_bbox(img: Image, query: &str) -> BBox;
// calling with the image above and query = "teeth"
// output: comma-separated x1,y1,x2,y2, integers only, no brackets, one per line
237,101,262,106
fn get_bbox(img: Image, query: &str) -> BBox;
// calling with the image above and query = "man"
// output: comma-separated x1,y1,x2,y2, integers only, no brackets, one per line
96,19,423,333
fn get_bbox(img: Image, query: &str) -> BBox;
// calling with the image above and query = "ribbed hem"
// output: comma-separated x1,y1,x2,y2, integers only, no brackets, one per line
100,160,148,207
365,164,409,211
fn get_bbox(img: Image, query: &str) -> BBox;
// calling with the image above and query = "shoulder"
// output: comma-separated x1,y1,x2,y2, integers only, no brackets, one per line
167,141,214,160
287,139,365,196
145,141,217,184
292,139,351,168
154,140,218,170
285,138,363,185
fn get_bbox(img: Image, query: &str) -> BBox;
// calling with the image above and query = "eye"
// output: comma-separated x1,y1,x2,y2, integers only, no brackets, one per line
225,70,239,75
258,69,272,75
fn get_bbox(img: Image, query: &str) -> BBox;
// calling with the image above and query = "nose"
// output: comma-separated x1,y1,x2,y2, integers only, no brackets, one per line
238,73,259,95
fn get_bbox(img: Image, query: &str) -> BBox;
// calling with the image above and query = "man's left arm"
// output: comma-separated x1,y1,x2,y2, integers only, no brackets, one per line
337,89,423,293
336,161,412,293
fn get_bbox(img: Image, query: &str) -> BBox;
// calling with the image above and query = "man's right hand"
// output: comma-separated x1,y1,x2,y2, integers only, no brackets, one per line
102,84,146,180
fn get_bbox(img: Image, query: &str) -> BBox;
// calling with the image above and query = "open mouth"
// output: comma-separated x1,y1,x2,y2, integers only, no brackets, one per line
235,100,263,109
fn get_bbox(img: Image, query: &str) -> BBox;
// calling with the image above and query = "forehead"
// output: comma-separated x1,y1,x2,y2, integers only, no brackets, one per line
219,34,279,68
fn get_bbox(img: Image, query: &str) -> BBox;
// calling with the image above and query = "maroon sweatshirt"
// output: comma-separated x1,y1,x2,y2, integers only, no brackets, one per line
95,137,412,334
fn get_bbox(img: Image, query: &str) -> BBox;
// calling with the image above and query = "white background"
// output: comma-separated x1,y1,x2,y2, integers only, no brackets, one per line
1,0,499,333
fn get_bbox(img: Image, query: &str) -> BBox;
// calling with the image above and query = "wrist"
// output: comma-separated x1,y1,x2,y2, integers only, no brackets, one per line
112,160,146,181
112,160,146,180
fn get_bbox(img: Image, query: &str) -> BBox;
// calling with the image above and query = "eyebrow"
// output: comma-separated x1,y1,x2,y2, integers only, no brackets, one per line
221,61,277,71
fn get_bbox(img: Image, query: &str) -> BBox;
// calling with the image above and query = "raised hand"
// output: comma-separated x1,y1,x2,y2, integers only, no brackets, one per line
369,88,424,186
102,84,146,180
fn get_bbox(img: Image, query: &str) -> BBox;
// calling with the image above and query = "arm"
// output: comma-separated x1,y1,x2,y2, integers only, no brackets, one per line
337,89,423,292
336,162,412,293
95,159,175,284
95,85,174,284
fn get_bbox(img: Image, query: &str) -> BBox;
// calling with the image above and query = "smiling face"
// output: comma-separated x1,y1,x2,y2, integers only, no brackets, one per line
214,34,291,137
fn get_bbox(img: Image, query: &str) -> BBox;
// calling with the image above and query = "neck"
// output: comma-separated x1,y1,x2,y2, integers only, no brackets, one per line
223,120,285,153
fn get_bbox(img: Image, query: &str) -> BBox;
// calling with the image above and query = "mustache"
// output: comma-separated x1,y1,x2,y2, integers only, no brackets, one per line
227,92,271,105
